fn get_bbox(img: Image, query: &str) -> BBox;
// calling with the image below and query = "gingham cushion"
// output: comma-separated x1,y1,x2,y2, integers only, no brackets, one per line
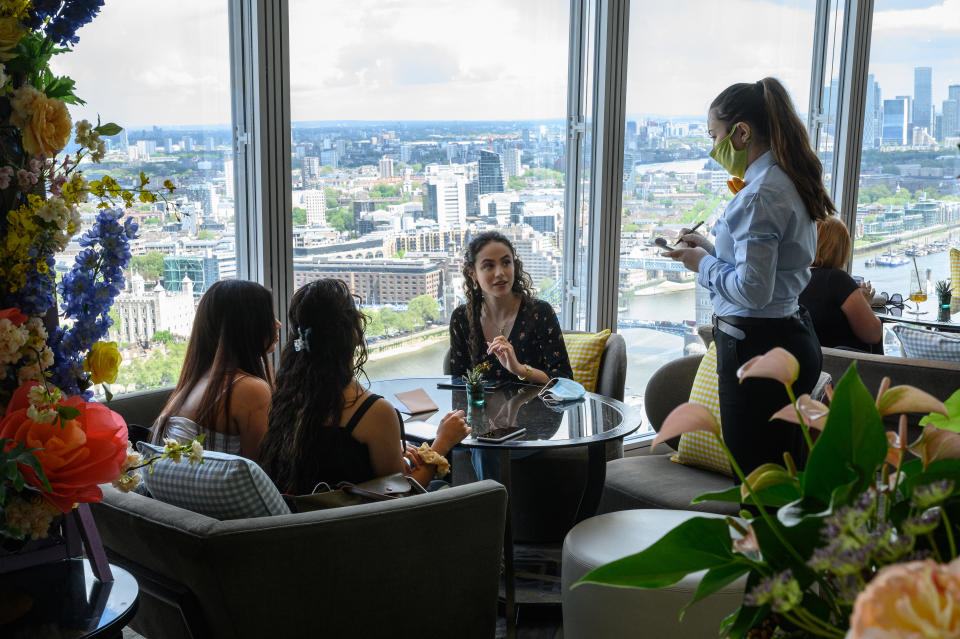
136,442,290,519
951,249,960,313
562,329,611,393
670,342,732,476
891,324,960,362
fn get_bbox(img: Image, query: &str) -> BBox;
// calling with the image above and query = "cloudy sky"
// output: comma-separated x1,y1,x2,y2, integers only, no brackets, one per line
52,0,960,128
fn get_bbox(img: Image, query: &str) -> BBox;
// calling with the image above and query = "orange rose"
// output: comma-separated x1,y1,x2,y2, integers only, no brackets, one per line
849,558,960,638
0,395,128,512
0,307,27,326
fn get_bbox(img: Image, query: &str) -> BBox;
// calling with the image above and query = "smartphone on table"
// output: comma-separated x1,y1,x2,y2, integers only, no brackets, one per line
476,426,526,443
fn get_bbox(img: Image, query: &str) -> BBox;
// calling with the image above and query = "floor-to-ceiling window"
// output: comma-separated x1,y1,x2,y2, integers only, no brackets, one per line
617,0,818,398
287,0,570,379
847,1,960,322
53,0,235,395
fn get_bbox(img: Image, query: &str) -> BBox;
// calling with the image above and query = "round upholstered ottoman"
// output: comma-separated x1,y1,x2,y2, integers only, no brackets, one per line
562,509,746,638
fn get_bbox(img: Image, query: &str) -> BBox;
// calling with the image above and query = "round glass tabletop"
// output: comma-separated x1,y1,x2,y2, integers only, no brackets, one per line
367,377,641,449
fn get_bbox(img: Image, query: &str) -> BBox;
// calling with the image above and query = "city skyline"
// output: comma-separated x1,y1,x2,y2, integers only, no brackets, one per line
50,0,960,129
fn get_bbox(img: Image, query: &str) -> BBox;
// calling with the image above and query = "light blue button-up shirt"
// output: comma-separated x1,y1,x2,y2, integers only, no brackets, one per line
697,151,816,318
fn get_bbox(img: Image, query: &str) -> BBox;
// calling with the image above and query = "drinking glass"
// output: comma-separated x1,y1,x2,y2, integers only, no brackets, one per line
908,266,927,318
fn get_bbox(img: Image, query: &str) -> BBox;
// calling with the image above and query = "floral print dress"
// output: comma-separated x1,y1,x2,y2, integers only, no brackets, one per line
448,298,573,382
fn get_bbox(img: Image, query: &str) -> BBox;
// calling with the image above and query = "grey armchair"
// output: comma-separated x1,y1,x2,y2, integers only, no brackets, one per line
92,481,507,639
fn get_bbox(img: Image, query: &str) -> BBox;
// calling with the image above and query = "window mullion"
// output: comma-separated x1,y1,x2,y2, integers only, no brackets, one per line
563,0,587,331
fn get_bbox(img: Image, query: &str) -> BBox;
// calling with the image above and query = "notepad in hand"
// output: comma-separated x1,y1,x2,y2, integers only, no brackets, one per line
393,388,439,415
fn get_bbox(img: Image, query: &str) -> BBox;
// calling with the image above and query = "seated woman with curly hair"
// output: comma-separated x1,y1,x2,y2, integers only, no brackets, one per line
260,279,470,494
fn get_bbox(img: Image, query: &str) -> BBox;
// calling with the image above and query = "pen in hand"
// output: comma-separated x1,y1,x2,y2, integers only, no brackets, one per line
675,220,704,246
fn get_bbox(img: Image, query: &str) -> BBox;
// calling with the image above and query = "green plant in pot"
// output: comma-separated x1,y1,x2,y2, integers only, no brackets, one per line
576,348,960,638
463,361,490,405
936,280,952,321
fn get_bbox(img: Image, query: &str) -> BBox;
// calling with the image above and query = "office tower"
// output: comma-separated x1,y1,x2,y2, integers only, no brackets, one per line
182,137,194,152
320,149,339,168
223,157,234,200
883,98,909,145
423,177,467,231
445,142,458,163
379,156,395,178
503,148,522,178
863,74,883,149
896,95,913,127
335,139,347,155
626,120,637,139
913,67,933,132
165,137,173,153
943,100,959,139
478,150,506,195
465,180,479,217
205,136,216,151
400,144,413,163
522,128,532,143
302,189,326,226
302,156,320,182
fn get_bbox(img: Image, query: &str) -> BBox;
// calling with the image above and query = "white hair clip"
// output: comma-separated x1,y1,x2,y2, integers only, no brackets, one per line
293,326,312,352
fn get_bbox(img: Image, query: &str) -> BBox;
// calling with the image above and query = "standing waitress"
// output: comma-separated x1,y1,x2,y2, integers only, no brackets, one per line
664,77,831,476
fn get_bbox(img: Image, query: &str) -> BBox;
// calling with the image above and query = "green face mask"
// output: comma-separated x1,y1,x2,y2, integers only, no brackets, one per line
709,123,751,179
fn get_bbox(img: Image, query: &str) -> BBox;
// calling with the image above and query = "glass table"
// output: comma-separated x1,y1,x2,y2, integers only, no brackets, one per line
875,309,960,333
0,558,139,638
368,377,641,637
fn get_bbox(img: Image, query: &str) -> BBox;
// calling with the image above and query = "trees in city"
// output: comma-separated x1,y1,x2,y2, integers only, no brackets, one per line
130,251,165,281
507,176,527,190
408,295,439,323
196,230,215,240
292,206,307,225
327,207,354,232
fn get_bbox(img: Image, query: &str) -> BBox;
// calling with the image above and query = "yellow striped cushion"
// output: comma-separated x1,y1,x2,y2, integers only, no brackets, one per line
562,329,611,393
670,342,732,476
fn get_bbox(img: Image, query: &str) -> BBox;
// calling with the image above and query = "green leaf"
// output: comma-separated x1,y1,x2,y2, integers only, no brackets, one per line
576,517,734,589
906,459,960,497
692,486,742,504
919,389,960,433
102,384,113,403
95,122,123,137
680,561,750,619
57,405,81,423
803,362,886,502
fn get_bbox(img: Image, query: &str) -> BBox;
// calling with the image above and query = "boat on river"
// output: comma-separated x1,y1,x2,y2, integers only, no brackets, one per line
875,252,909,267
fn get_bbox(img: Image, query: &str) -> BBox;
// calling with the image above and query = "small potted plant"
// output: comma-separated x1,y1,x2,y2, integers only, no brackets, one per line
463,361,490,406
936,280,952,321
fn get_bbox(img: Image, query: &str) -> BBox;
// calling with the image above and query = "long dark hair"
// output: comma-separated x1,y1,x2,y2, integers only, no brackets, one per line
710,77,835,222
259,279,369,493
152,280,275,442
460,231,534,363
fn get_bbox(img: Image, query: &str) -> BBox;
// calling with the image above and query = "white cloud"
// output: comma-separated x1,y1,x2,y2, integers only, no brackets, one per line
873,0,960,33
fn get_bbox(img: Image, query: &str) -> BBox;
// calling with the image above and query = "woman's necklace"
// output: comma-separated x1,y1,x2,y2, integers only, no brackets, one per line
483,298,519,338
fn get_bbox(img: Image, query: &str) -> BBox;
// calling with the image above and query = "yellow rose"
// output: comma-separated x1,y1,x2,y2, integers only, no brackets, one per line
10,85,72,157
84,341,122,385
0,16,24,61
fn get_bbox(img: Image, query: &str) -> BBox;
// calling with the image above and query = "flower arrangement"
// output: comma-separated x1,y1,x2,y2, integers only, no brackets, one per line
578,348,960,638
463,360,490,391
0,2,180,546
0,380,203,540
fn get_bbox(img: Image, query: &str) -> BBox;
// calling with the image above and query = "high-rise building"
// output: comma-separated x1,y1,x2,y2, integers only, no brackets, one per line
400,144,413,163
944,99,960,140
223,157,234,200
503,148,522,178
423,176,467,231
883,98,909,145
302,189,326,226
913,67,933,132
182,137,194,152
320,149,339,168
863,74,883,149
478,150,506,195
205,136,216,151
302,156,320,183
950,84,960,103
379,156,395,178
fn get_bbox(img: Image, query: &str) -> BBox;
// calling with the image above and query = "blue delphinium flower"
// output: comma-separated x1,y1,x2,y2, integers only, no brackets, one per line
25,0,106,47
49,209,136,397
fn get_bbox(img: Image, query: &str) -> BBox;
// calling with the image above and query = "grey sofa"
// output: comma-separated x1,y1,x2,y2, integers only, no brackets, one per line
98,387,508,639
92,481,507,639
599,345,960,517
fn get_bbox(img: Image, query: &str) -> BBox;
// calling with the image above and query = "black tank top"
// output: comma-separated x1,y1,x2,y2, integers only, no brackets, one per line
303,394,404,491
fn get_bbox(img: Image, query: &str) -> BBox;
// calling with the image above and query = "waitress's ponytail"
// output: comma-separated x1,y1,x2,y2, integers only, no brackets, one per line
758,77,835,222
711,78,835,222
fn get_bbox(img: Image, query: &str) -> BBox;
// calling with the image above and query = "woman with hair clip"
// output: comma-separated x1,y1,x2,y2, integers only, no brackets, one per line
449,231,572,384
663,77,827,476
151,280,279,461
800,215,882,352
259,279,470,494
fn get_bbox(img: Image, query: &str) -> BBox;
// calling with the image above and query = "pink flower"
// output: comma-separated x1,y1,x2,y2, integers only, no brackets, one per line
650,403,720,453
876,383,947,418
17,168,37,191
769,394,829,431
0,165,13,189
909,426,960,470
737,348,799,386
849,558,960,638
